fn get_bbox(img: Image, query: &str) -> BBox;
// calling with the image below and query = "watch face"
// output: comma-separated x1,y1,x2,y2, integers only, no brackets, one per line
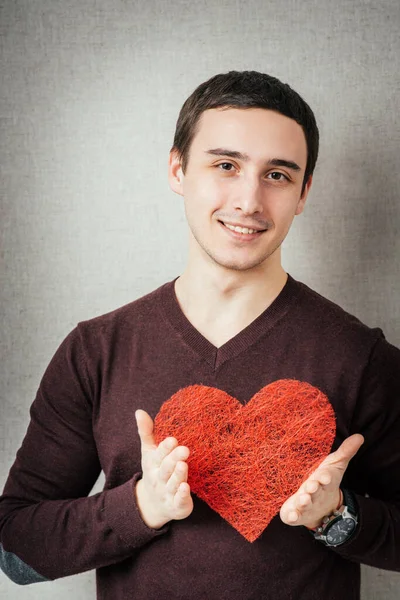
326,518,356,545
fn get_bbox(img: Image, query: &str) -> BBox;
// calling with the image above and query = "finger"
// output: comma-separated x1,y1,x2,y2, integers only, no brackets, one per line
178,481,190,496
153,437,179,468
304,479,320,494
329,434,364,466
174,482,191,509
135,410,156,450
166,461,188,494
159,446,190,481
297,493,312,508
317,471,332,486
288,510,299,523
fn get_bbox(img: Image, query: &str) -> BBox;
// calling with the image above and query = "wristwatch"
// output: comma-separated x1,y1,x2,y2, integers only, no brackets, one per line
311,488,358,547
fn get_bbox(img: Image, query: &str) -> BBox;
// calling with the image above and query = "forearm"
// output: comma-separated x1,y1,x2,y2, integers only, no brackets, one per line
333,493,400,571
0,474,168,583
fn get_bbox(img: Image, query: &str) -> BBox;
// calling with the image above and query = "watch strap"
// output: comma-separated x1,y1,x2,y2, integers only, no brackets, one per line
341,488,358,517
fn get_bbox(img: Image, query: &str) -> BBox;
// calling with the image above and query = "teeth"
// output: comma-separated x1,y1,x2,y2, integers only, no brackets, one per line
224,223,259,234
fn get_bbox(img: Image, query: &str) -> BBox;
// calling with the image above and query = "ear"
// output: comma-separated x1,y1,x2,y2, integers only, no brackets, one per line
295,175,313,216
168,149,184,197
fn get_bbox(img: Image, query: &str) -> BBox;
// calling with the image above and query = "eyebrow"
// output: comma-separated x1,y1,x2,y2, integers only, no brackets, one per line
205,148,302,172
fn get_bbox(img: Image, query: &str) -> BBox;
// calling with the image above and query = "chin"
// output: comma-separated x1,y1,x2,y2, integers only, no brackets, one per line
209,253,271,272
192,229,281,272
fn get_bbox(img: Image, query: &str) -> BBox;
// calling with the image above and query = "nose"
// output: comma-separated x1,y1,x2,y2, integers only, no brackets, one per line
232,175,264,215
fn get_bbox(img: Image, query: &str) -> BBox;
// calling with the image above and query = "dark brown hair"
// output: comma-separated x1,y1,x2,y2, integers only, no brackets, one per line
172,71,319,194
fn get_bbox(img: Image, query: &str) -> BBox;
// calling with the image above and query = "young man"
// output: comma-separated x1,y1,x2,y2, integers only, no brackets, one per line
0,71,399,599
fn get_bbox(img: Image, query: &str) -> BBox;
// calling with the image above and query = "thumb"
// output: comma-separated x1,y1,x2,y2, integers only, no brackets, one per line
330,433,364,466
135,409,156,450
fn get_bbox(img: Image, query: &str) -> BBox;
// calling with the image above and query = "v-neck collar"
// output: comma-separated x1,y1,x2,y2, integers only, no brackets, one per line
158,274,301,371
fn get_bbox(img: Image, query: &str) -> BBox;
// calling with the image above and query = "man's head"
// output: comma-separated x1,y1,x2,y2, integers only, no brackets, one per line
168,71,319,273
172,71,319,195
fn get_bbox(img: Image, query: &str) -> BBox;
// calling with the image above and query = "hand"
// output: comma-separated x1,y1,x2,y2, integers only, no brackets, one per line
134,409,193,529
280,434,364,529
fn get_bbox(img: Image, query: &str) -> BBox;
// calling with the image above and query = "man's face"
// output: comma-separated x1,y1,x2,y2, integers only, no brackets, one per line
169,107,311,272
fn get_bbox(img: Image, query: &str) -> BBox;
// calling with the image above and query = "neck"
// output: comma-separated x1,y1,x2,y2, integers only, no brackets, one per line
174,249,288,348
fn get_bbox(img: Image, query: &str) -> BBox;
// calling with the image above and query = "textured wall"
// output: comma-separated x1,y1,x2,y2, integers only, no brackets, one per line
1,0,399,598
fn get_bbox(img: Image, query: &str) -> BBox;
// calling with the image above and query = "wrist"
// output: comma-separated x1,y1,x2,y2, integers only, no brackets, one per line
306,488,343,531
135,479,168,530
310,489,359,547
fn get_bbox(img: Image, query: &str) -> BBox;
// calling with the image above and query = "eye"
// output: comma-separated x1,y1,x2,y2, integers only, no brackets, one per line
217,162,235,171
267,171,289,181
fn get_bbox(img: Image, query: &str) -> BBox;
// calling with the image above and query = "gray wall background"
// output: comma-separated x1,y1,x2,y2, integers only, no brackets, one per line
1,0,399,598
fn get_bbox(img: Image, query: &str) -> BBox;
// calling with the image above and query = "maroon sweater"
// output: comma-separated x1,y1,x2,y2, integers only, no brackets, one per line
1,275,400,599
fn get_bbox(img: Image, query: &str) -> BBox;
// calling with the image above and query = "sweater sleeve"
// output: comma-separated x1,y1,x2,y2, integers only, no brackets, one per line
332,336,400,570
0,328,167,584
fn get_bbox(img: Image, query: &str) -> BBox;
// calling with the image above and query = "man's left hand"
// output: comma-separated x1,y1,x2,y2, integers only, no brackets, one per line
280,434,364,529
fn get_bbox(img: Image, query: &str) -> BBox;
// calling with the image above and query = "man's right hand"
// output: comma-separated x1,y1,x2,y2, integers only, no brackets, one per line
134,409,193,529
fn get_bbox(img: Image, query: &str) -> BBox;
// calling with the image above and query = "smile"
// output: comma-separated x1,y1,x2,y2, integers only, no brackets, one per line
218,221,267,242
224,224,259,235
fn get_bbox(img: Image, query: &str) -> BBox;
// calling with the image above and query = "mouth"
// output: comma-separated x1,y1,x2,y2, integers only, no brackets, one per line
218,220,268,238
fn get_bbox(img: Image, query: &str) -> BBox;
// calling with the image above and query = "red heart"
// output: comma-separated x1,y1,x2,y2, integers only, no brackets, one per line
154,380,336,542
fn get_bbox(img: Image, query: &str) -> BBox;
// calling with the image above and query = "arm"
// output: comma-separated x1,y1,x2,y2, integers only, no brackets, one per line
281,336,400,571
335,336,400,569
0,329,168,584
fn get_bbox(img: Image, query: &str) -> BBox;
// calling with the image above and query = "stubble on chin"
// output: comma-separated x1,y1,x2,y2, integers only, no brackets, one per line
197,236,284,273
187,217,287,273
